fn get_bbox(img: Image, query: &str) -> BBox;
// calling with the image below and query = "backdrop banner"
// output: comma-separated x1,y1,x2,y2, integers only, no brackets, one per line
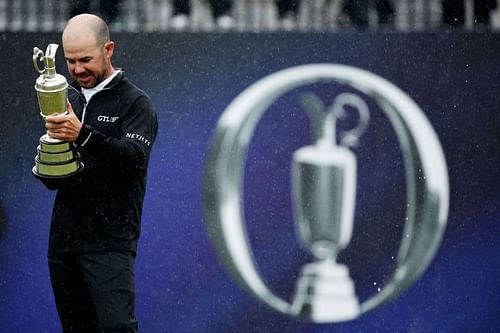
0,31,499,332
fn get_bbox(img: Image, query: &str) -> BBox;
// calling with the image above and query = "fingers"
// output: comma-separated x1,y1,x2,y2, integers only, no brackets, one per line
45,120,64,136
45,115,78,131
46,127,65,138
46,122,78,142
44,100,82,142
46,100,74,123
45,113,66,124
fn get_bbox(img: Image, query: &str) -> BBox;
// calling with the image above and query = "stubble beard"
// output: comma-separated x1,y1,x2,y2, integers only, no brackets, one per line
75,67,108,89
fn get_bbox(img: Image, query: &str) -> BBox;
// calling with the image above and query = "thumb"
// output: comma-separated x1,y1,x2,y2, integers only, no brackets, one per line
66,100,75,115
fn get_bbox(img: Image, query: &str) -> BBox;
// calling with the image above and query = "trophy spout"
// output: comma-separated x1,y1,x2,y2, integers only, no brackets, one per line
45,43,59,58
43,44,59,77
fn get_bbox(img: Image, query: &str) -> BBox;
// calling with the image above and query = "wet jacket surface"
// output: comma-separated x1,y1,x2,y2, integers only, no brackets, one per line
37,71,158,256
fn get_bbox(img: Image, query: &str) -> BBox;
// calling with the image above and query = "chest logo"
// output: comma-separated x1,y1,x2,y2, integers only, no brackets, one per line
97,115,119,123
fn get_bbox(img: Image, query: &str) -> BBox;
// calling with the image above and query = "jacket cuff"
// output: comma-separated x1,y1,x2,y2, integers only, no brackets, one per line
76,124,93,147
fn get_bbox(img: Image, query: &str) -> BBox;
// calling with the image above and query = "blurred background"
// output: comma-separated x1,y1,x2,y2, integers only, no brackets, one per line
1,0,500,32
0,0,499,332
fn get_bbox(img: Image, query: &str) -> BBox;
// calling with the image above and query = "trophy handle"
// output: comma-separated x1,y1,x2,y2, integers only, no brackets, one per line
300,92,370,149
203,64,449,320
328,93,370,148
33,47,45,74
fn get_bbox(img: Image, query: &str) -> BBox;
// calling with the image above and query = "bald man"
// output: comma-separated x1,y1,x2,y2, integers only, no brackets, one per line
37,14,158,332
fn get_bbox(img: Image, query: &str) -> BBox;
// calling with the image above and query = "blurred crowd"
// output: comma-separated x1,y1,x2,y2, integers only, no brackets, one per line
2,0,499,31
68,0,500,30
442,0,497,28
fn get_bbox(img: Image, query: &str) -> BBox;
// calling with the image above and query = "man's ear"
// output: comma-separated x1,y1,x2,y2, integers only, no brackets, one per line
104,41,115,59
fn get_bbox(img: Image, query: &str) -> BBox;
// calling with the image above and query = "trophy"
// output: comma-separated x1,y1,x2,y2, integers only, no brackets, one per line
32,44,83,178
290,93,369,322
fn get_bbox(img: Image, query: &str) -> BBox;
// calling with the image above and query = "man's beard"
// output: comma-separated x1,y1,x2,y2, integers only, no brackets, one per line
75,68,107,89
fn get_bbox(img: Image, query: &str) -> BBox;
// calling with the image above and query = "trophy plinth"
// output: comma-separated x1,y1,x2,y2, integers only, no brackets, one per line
32,44,83,178
32,134,83,178
292,260,359,322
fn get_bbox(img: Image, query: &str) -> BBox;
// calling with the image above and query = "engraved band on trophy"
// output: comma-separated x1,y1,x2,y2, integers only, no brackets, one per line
32,44,83,178
203,64,449,323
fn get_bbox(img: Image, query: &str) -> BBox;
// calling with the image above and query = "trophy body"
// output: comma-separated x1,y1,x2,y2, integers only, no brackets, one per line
32,44,83,178
290,145,359,322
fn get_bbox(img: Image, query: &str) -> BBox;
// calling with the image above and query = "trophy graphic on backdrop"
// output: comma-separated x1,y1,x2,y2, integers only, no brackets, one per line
290,93,370,321
203,64,449,322
32,44,83,178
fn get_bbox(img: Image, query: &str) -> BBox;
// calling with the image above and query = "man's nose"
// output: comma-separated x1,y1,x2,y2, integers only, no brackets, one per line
74,62,85,74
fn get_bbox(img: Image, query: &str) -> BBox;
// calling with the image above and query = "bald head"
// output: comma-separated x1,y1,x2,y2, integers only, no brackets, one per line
63,14,110,47
62,14,115,88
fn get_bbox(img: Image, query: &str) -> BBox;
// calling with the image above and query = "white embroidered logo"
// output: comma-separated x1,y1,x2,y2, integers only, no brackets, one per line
97,115,119,123
125,133,152,146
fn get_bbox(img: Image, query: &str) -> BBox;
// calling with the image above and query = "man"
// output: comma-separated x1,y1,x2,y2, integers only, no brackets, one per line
37,14,158,332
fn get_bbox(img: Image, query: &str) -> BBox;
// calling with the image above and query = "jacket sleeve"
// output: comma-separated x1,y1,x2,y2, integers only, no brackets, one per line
76,94,158,175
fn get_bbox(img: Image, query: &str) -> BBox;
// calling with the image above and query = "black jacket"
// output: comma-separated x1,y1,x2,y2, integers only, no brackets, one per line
38,71,158,256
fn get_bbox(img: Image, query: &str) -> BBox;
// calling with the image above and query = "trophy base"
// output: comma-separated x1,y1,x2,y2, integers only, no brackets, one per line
291,260,360,323
39,134,68,152
32,163,84,179
33,134,84,178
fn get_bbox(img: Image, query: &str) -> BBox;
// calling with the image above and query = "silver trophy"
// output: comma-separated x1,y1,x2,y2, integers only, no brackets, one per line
203,64,449,323
32,44,83,178
290,93,369,321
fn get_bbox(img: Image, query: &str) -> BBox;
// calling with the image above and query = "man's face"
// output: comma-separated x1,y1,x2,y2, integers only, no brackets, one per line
63,35,114,89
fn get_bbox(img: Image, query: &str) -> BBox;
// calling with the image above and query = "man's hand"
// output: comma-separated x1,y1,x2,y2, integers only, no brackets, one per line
45,101,82,142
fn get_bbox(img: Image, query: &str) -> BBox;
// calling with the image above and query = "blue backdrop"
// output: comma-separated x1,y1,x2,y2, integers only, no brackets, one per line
0,31,499,332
